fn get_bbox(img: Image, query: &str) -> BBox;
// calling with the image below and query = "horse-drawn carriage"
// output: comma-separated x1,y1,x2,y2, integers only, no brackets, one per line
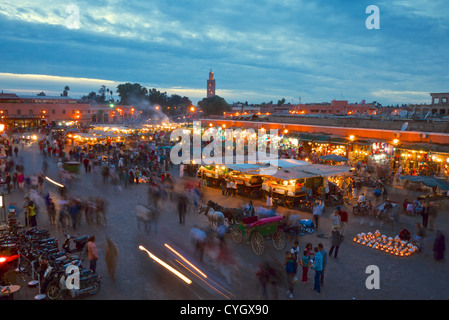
229,215,287,255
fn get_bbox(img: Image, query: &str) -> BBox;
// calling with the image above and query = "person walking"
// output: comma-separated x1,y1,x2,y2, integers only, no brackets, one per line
217,240,235,285
226,179,231,196
300,249,310,284
37,172,44,194
330,210,341,236
284,251,297,298
221,179,226,195
83,157,90,174
17,172,24,192
48,198,56,226
68,200,80,230
177,194,187,225
105,237,119,280
27,200,37,227
428,202,438,231
433,230,445,261
329,229,344,258
312,247,323,294
312,200,324,229
12,171,18,191
231,179,237,196
87,235,99,273
318,243,328,286
4,172,11,194
25,174,31,191
31,174,39,190
256,262,271,300
337,206,348,236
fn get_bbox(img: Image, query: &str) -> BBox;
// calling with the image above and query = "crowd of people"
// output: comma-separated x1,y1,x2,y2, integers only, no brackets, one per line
0,124,446,300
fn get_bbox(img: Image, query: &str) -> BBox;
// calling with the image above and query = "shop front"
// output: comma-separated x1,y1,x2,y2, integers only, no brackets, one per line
394,143,449,178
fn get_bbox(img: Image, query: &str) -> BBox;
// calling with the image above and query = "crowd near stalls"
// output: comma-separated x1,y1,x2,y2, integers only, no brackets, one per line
252,129,449,198
57,122,181,185
196,126,449,213
197,158,352,210
0,121,188,298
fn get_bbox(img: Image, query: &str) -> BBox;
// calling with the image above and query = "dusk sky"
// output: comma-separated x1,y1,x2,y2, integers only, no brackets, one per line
0,0,448,105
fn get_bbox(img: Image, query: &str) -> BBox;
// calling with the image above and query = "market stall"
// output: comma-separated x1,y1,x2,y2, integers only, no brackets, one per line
261,169,314,208
226,164,264,198
261,163,352,208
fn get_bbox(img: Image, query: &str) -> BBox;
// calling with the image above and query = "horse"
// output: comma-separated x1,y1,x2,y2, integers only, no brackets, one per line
135,204,158,233
198,204,225,228
206,200,244,224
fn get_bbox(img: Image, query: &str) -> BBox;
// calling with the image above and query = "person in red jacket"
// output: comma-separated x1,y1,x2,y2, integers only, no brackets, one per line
337,206,348,236
17,172,25,192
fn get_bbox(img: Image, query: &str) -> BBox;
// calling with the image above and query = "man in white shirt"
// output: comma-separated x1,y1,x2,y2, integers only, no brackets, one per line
313,200,325,229
358,193,366,203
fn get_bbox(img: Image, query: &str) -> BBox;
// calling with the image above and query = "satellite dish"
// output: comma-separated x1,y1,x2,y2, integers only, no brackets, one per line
401,122,408,131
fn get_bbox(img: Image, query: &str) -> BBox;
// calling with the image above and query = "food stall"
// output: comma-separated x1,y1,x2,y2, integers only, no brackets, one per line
225,163,264,198
262,170,313,208
197,164,227,188
261,163,352,209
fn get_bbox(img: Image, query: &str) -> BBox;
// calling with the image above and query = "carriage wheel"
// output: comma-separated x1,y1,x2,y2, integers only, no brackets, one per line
230,225,243,244
262,190,268,200
272,230,287,251
283,197,294,209
251,232,265,255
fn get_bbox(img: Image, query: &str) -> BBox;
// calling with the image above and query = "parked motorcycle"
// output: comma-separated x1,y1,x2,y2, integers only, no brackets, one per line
46,264,101,300
62,233,89,254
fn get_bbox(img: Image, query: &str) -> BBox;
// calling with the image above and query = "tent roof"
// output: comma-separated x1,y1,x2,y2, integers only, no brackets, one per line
400,175,449,190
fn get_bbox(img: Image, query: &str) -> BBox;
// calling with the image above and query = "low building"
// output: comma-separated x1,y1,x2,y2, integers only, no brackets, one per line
0,92,139,128
0,93,91,127
409,93,449,116
291,99,376,115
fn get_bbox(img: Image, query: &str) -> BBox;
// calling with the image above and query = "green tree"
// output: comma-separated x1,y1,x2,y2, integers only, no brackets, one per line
198,95,229,116
148,88,168,106
116,83,148,105
61,85,70,97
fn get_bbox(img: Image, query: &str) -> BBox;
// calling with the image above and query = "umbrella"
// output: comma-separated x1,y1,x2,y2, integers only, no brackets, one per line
319,154,349,162
400,175,449,190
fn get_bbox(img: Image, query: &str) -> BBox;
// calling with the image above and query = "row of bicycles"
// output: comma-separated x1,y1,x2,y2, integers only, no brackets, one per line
0,216,101,300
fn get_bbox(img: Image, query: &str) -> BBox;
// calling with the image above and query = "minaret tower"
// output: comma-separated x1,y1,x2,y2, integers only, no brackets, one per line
207,69,216,98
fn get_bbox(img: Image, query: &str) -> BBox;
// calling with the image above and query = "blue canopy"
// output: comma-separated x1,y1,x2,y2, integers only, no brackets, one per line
319,154,349,162
400,175,449,190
